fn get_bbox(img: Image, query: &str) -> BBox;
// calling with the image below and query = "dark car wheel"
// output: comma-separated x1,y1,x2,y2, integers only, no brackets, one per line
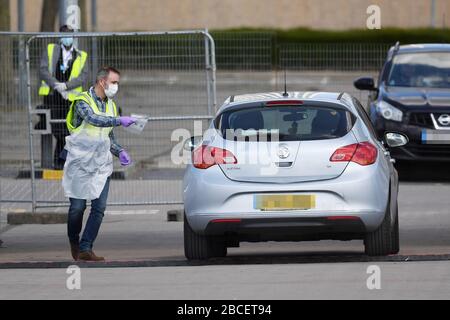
364,199,393,256
390,204,400,254
184,214,227,260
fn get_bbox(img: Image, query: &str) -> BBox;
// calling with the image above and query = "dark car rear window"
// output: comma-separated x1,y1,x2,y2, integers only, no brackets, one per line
215,105,355,141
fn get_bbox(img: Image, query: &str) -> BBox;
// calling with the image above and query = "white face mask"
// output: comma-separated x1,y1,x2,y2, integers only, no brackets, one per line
103,82,119,99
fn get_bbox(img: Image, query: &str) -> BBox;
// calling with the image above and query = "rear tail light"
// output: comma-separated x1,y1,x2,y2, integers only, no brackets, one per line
193,145,237,169
330,142,377,166
330,144,358,162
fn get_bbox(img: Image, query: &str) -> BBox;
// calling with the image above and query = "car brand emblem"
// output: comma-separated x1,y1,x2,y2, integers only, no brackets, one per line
277,145,290,159
438,114,450,126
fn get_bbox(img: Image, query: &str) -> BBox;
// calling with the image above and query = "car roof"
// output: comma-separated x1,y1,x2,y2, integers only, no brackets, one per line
218,91,356,114
389,43,450,55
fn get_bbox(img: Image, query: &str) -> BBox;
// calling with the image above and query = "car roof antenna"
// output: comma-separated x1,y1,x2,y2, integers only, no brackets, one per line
282,69,289,97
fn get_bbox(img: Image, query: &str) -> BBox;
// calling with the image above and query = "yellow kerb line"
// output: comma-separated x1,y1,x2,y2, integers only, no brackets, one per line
42,170,64,180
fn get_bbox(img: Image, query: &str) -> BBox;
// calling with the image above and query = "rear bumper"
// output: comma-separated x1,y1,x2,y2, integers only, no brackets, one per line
183,160,390,234
202,216,366,242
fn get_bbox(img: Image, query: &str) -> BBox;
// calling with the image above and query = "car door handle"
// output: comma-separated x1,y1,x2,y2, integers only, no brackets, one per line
390,158,396,164
384,151,390,156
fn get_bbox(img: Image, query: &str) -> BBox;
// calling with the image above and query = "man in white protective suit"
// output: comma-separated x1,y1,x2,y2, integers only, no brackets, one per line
62,66,137,262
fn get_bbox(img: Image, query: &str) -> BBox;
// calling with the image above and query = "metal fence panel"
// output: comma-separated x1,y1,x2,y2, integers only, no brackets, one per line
0,34,29,173
1,31,216,212
212,31,275,71
279,43,390,71
0,34,33,215
212,32,278,105
278,43,391,106
211,34,391,109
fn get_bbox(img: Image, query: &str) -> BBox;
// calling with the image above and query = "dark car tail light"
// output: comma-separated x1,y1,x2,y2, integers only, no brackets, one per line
330,142,378,166
266,100,303,106
327,216,361,221
193,145,237,169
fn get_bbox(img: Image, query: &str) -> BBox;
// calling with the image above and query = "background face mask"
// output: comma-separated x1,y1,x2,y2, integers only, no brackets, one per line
61,37,74,47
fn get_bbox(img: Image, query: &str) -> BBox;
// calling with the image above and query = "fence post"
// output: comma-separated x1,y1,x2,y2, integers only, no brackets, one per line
203,30,216,116
18,35,27,106
25,37,37,214
210,34,217,114
204,29,212,116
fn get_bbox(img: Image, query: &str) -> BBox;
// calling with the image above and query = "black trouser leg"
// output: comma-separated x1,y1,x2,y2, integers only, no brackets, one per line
46,92,70,170
53,133,67,169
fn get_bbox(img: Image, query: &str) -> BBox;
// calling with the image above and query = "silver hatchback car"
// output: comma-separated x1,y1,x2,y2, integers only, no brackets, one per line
183,92,408,260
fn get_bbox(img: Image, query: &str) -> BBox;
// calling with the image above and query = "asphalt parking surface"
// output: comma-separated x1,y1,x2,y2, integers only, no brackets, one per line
1,261,450,300
1,162,450,266
1,72,449,299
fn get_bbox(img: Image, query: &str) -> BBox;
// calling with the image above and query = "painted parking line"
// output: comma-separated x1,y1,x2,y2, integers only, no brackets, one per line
0,208,160,215
105,209,160,215
0,209,27,213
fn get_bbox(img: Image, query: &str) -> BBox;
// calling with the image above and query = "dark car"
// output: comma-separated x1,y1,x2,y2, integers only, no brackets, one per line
354,43,450,162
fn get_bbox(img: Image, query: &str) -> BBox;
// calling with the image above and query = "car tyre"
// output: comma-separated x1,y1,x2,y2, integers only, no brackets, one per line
390,204,400,254
184,214,227,260
364,200,393,256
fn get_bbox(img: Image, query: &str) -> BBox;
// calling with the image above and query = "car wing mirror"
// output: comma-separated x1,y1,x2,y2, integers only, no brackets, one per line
354,77,377,91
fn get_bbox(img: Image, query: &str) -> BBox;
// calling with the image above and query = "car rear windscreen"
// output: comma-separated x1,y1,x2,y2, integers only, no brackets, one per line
215,105,355,141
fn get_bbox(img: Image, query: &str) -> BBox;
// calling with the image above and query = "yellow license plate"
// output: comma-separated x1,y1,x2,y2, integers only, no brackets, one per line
254,195,316,211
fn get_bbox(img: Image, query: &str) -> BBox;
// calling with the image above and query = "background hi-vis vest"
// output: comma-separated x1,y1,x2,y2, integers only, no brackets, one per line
66,92,118,138
39,44,88,102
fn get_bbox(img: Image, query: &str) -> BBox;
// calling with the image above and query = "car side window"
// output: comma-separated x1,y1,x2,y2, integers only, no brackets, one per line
352,97,379,140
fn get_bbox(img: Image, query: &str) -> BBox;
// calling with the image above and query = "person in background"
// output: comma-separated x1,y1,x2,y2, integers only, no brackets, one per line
39,24,89,169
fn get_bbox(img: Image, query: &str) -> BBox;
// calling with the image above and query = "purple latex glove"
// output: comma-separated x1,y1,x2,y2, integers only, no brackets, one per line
119,116,136,127
119,150,132,166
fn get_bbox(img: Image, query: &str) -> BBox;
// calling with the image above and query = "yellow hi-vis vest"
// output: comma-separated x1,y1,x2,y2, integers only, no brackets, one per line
66,91,118,138
39,44,88,102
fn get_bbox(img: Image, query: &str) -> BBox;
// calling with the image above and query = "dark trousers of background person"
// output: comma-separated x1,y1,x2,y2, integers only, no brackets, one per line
44,91,71,169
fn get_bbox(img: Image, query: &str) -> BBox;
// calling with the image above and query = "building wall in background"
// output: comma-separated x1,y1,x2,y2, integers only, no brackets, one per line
8,0,450,32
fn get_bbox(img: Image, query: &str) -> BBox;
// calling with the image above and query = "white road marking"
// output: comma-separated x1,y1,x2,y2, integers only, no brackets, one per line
0,208,160,215
320,77,330,85
105,209,160,215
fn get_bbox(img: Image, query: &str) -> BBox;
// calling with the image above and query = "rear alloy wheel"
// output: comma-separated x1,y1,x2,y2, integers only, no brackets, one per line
364,200,393,256
390,204,400,254
184,214,227,260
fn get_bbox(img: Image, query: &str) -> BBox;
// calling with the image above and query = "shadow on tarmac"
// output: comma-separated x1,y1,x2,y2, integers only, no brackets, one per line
396,161,450,183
